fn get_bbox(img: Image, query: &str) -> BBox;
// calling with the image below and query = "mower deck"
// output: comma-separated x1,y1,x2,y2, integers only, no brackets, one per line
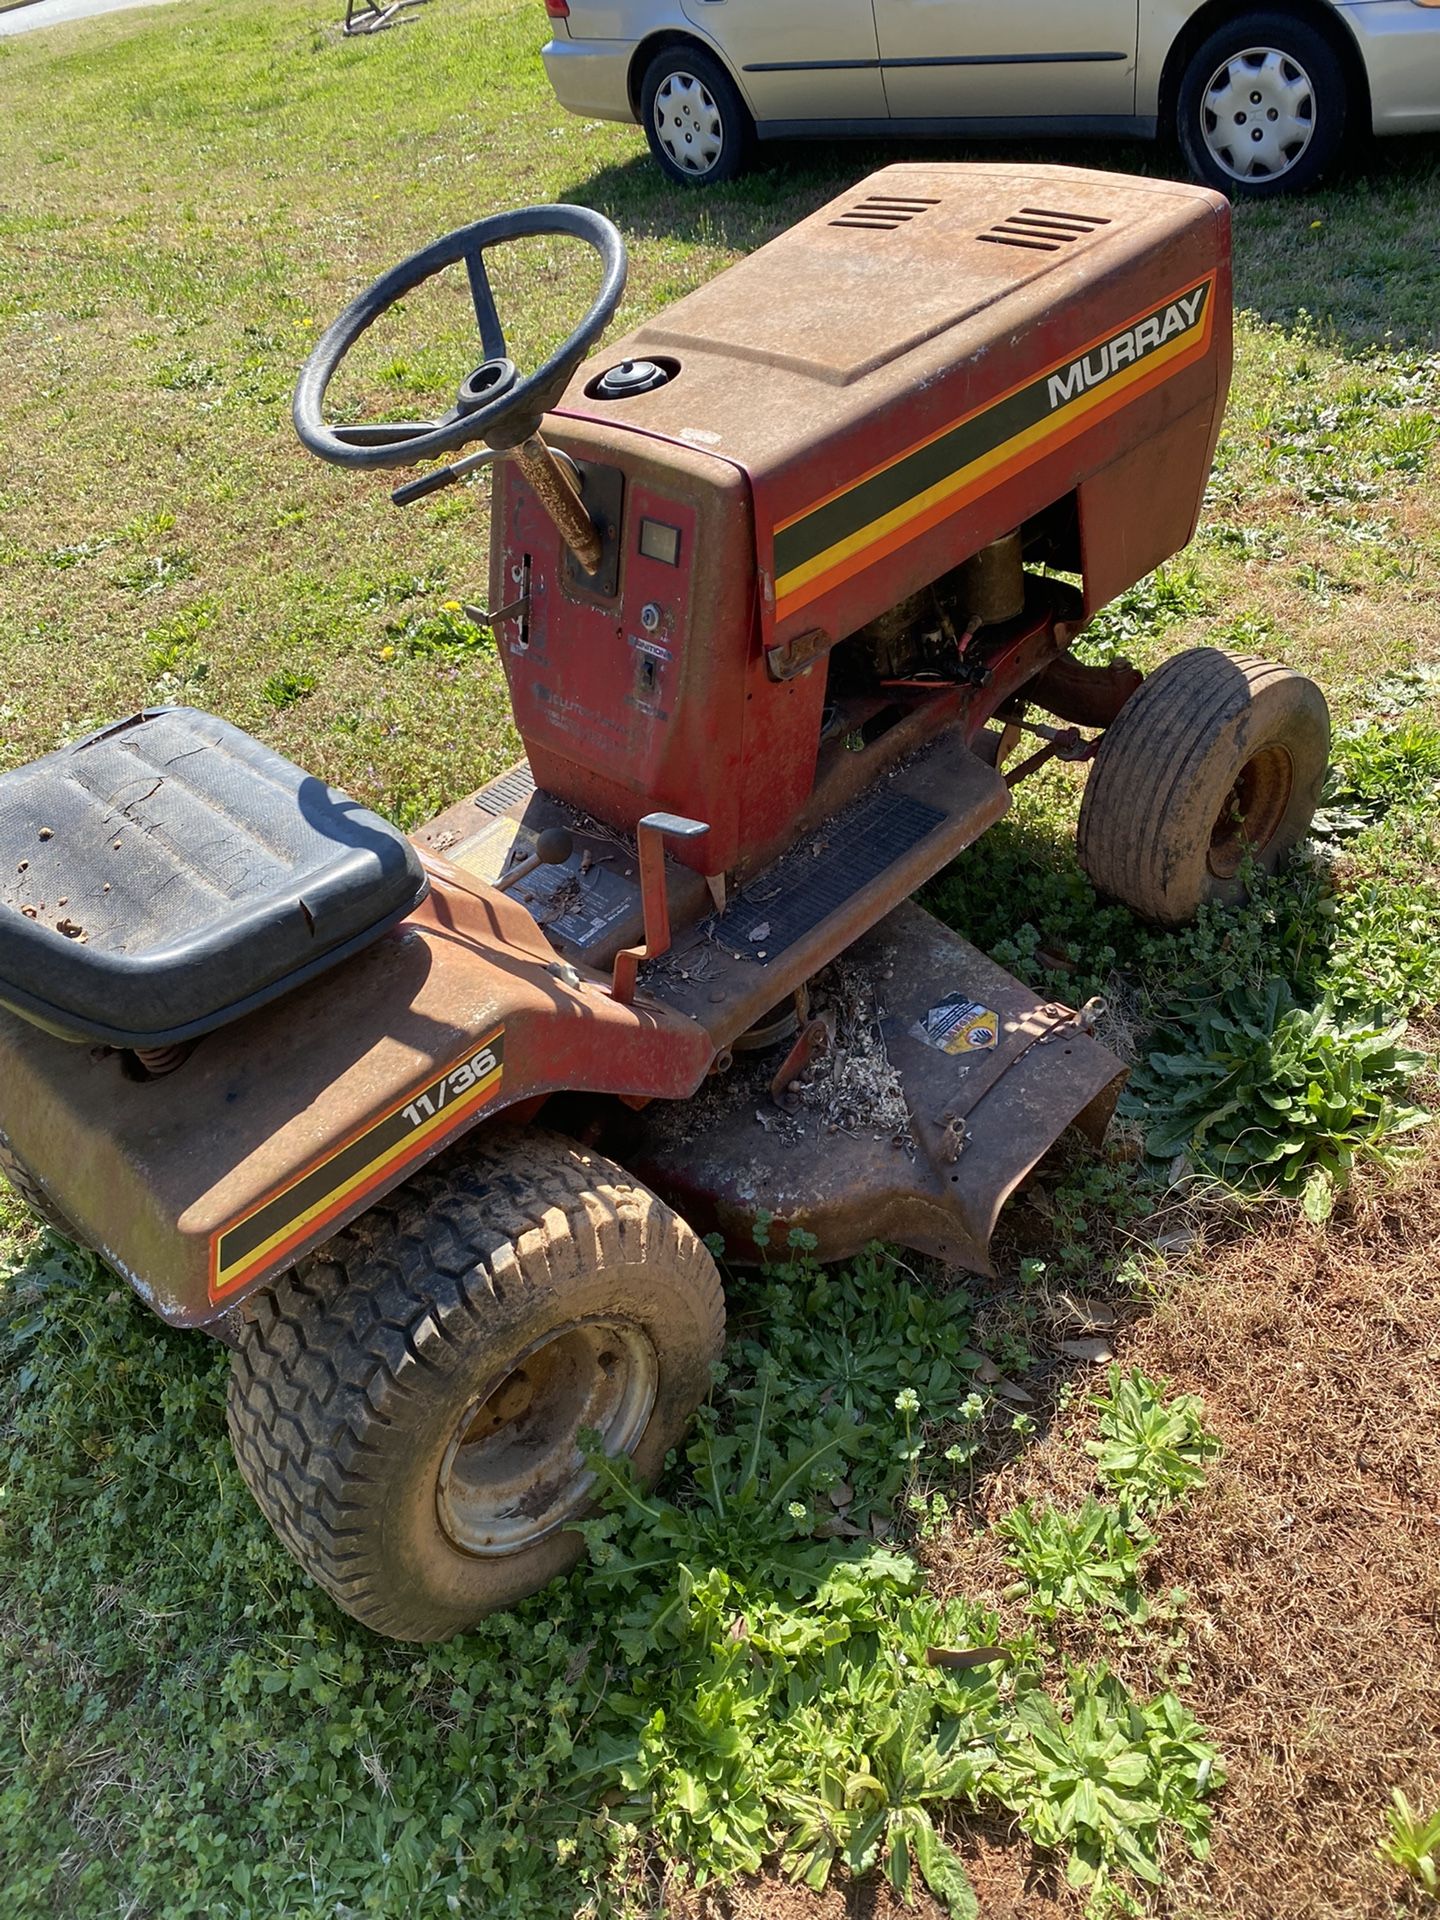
615,901,1123,1276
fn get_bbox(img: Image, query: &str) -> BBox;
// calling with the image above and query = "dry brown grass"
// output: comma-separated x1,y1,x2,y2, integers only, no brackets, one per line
664,1145,1440,1919
920,1149,1440,1920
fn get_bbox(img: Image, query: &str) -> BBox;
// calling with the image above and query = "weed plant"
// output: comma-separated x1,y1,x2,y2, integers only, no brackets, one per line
0,1227,1226,1920
1378,1790,1440,1896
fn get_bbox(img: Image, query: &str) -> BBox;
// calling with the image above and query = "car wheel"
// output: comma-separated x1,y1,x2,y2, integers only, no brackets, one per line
641,45,752,187
1175,11,1348,197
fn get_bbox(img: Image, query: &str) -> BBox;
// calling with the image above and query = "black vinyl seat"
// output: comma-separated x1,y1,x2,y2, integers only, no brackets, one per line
0,708,428,1048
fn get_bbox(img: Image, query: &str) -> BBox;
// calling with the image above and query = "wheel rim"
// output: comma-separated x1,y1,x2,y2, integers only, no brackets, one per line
653,72,724,175
436,1318,658,1556
1208,743,1295,878
1199,46,1316,182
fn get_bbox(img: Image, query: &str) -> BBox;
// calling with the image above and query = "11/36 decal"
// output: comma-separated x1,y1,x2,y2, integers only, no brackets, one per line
401,1041,500,1127
210,1030,505,1300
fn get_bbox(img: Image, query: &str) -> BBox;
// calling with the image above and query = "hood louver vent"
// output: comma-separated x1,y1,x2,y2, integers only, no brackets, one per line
976,207,1113,253
830,194,941,232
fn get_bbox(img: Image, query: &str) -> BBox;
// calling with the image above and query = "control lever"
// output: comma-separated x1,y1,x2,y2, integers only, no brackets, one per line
612,812,709,1005
391,445,496,507
390,432,602,580
494,826,574,895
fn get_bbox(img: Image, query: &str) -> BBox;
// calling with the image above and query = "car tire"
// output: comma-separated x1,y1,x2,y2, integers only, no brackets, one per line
641,45,753,187
227,1128,725,1641
1175,11,1348,197
1076,648,1330,927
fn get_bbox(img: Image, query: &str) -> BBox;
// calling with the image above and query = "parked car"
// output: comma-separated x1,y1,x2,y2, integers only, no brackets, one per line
540,0,1440,195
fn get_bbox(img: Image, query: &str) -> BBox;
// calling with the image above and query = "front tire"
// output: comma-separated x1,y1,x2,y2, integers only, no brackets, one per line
641,45,753,187
227,1130,724,1641
1077,648,1330,927
1175,11,1348,197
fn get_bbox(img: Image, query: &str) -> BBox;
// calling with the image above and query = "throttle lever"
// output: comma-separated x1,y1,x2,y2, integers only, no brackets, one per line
390,445,495,507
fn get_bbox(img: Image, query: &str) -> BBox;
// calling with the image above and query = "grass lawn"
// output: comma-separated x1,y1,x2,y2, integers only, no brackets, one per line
2,3,1440,1917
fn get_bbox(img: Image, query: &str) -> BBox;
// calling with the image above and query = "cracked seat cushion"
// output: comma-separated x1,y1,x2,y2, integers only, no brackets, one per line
0,708,428,1046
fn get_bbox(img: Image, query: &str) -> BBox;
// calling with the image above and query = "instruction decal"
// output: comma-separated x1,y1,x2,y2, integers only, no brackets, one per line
912,996,1000,1058
209,1029,505,1301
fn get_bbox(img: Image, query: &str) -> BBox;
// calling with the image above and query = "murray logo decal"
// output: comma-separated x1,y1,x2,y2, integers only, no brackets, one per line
1047,285,1210,413
771,274,1217,620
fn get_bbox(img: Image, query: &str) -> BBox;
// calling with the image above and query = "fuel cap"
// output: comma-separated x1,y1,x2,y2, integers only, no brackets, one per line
593,358,672,399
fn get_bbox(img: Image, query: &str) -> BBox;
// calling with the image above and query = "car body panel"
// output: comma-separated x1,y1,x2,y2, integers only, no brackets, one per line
1335,0,1440,130
546,0,1440,147
541,33,638,119
872,0,1139,118
680,0,888,119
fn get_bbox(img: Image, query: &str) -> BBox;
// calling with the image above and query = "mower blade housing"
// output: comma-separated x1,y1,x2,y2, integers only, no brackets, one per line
622,900,1125,1276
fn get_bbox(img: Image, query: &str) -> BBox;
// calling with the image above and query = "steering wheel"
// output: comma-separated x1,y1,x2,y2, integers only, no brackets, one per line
293,204,627,469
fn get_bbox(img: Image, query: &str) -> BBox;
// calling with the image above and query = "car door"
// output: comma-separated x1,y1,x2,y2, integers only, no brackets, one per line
873,0,1138,120
679,0,888,122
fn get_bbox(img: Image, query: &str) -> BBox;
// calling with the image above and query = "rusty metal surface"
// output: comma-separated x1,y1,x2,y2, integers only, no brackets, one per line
0,863,717,1329
958,533,1026,627
511,434,603,575
556,161,1231,662
641,718,1010,1054
618,901,1125,1275
415,763,714,972
1027,654,1145,729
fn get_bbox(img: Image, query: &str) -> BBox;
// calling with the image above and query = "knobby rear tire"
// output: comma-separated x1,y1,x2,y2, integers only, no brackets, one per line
226,1128,724,1641
0,1129,78,1240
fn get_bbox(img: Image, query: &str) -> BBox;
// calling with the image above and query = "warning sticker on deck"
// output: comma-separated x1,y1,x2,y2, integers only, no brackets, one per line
912,995,1000,1057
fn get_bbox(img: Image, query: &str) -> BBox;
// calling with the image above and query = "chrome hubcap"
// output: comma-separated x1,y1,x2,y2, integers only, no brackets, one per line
436,1319,658,1556
654,72,724,175
1200,46,1316,181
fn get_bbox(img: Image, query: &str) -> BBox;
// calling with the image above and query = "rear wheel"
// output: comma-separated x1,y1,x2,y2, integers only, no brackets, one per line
641,45,752,187
1175,11,1348,197
1077,648,1330,926
227,1129,724,1641
0,1129,76,1239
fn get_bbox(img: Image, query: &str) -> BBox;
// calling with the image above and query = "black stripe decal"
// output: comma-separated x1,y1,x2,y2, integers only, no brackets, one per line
882,51,1127,67
216,1033,505,1273
744,58,881,72
773,281,1210,583
743,52,1127,73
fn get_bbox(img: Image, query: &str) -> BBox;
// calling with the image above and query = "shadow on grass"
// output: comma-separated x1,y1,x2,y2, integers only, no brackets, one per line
559,130,1440,353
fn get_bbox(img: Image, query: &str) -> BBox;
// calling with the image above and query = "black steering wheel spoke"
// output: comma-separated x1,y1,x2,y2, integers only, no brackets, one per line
330,420,443,448
293,205,627,473
463,248,507,364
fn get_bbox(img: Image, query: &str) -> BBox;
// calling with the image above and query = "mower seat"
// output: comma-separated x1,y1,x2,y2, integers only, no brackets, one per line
0,708,428,1048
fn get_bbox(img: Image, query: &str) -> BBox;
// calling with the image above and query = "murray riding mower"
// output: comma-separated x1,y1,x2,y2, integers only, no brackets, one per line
0,164,1329,1641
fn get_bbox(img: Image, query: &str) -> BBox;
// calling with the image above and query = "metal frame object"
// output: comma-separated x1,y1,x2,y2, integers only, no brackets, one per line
343,0,432,36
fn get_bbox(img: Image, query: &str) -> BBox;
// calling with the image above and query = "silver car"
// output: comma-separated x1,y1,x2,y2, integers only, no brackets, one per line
540,0,1440,194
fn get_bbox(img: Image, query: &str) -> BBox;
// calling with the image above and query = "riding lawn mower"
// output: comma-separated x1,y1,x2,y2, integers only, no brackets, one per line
0,164,1329,1640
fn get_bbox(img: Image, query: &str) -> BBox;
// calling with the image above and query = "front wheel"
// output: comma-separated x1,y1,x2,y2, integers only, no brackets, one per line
1175,11,1349,197
227,1129,724,1641
1076,648,1330,927
640,45,753,187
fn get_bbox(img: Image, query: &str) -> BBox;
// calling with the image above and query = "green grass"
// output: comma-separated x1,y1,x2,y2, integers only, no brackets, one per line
2,3,1440,1916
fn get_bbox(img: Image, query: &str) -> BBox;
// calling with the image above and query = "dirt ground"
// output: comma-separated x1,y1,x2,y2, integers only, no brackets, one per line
675,1142,1440,1920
